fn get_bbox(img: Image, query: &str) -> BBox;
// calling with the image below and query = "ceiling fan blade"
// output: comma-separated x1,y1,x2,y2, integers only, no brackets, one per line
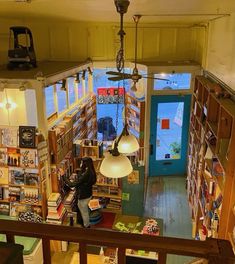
108,75,131,81
143,76,169,81
108,77,123,81
106,71,121,75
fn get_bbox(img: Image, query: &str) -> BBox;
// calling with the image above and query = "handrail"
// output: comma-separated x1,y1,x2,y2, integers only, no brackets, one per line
0,219,234,264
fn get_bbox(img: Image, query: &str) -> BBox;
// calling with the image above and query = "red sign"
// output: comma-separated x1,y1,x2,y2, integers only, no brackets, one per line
97,87,124,96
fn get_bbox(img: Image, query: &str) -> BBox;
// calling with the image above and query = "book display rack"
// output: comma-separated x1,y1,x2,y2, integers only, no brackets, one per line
187,76,235,245
0,127,48,220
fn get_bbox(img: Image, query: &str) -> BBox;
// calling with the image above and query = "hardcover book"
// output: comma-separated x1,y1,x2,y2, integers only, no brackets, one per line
24,168,39,186
9,167,24,185
0,167,9,185
0,148,7,166
20,149,38,168
1,127,18,147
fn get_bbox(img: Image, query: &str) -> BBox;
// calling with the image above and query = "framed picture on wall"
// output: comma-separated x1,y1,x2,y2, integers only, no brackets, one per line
19,126,36,149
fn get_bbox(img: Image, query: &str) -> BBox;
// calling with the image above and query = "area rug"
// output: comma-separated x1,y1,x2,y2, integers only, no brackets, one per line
92,211,116,229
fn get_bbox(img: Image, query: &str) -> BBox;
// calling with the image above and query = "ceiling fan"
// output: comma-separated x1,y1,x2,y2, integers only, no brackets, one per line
107,1,169,91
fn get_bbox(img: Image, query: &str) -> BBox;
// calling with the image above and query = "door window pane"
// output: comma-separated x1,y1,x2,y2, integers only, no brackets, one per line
45,85,55,117
56,83,67,113
68,77,76,105
156,102,184,160
154,73,191,90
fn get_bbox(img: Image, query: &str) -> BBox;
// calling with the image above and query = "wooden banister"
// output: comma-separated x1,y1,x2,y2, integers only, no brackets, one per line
0,219,234,264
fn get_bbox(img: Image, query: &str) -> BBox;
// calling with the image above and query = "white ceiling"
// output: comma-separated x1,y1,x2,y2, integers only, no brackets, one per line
0,0,234,25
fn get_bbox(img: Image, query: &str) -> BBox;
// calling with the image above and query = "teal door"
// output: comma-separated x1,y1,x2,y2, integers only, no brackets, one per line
149,95,191,176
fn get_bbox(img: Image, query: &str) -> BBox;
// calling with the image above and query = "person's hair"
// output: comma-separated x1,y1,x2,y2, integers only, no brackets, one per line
82,157,96,180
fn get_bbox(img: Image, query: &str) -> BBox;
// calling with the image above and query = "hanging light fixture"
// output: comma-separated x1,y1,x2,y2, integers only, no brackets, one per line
100,141,133,178
100,0,133,178
115,87,139,153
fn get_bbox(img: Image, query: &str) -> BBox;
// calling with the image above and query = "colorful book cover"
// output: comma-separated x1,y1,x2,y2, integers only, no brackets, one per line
0,167,9,185
20,149,38,168
9,167,24,185
0,202,10,215
0,148,8,166
8,186,21,202
1,127,18,147
10,202,29,217
24,168,39,186
212,157,224,177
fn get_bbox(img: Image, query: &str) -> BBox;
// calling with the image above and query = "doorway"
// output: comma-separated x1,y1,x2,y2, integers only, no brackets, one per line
149,94,191,176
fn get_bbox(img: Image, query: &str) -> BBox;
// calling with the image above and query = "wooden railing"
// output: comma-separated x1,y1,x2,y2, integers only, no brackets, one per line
0,219,234,264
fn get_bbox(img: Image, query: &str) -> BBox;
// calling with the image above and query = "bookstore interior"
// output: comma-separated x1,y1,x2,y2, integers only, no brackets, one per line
0,59,235,262
0,11,235,261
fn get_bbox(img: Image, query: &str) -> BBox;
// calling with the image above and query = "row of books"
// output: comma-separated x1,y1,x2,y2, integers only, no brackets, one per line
0,201,42,217
0,148,38,168
0,167,39,186
0,186,40,204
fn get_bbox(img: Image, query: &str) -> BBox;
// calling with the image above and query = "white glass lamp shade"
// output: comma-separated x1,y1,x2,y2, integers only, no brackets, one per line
117,134,139,153
100,153,133,178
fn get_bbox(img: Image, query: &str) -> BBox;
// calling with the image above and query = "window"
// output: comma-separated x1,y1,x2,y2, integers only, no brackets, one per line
153,73,191,91
67,77,76,105
45,85,55,117
85,73,89,95
77,81,83,99
56,83,67,113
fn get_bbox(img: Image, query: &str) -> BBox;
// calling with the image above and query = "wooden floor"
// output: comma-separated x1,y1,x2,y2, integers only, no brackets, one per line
51,175,194,264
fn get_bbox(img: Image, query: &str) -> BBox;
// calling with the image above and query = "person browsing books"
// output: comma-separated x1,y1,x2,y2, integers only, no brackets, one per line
63,157,97,228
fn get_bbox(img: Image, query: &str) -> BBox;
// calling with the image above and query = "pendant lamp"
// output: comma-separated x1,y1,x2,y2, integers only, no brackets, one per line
116,124,139,154
100,141,133,178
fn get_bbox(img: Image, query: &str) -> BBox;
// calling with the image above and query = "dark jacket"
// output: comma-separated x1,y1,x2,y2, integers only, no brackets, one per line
63,168,93,200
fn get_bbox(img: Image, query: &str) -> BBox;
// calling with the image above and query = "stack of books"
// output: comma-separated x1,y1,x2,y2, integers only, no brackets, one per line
63,190,76,213
106,198,121,210
46,192,67,225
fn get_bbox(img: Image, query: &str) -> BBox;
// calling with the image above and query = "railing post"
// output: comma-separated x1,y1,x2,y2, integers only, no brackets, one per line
158,252,167,264
6,234,15,243
117,247,126,264
79,242,87,264
42,238,51,264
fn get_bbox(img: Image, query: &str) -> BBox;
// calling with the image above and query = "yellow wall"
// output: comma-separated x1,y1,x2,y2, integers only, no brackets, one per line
0,89,37,126
206,13,235,91
0,19,205,65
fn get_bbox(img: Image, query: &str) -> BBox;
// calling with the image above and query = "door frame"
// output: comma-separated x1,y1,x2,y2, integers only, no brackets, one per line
148,94,191,176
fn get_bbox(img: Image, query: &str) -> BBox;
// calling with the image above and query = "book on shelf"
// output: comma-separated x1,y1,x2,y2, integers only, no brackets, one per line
20,149,38,168
9,202,30,217
1,127,18,147
22,187,39,204
7,147,20,166
211,157,224,177
0,202,10,215
8,186,21,202
24,168,39,186
0,167,9,185
0,148,7,166
9,167,24,185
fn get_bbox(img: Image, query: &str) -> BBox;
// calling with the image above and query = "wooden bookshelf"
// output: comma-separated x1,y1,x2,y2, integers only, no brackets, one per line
125,93,145,164
187,75,235,241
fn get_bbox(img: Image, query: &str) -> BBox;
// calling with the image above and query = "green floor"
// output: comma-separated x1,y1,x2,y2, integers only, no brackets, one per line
144,176,194,264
